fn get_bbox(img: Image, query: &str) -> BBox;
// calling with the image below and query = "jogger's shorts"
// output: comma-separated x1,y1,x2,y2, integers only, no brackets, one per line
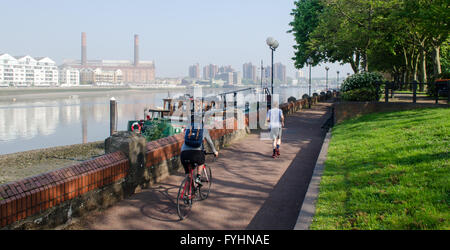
270,127,282,140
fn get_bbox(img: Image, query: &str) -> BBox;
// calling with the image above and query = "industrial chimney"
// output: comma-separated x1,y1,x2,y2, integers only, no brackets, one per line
81,32,87,66
134,34,139,66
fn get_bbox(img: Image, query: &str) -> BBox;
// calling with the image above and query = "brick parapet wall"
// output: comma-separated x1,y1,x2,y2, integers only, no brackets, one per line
333,101,449,124
0,151,128,228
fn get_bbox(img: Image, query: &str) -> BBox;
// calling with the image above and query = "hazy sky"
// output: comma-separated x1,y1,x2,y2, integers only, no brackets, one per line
1,0,352,79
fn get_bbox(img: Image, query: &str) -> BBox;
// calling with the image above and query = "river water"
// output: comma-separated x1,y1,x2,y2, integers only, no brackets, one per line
0,86,319,155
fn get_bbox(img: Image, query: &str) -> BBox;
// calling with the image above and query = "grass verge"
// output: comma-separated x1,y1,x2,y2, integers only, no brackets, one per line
311,107,449,230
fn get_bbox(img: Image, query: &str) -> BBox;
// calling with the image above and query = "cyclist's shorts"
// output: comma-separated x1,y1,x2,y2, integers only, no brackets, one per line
180,150,205,174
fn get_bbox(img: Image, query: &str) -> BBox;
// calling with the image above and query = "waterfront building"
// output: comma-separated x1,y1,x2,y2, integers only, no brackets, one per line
296,69,304,79
216,72,234,86
59,68,80,86
274,62,286,83
203,64,218,80
79,68,123,85
243,62,257,83
233,71,242,85
0,53,58,86
265,65,271,79
218,65,234,74
62,33,155,84
189,63,200,79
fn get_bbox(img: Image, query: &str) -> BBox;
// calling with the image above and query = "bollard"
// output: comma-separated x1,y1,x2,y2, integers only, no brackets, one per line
110,97,117,136
412,81,417,103
223,95,227,119
256,101,260,129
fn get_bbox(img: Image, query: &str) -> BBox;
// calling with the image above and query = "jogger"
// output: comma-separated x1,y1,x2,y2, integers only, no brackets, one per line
267,102,284,158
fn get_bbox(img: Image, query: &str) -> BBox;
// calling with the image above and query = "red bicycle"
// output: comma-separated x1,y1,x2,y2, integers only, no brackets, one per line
176,151,214,220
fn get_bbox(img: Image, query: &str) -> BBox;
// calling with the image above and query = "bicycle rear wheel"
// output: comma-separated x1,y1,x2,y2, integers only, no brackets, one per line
177,177,193,220
199,164,212,200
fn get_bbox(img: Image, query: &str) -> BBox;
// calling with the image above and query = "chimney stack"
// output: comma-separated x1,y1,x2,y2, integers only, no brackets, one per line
81,32,87,66
134,34,139,66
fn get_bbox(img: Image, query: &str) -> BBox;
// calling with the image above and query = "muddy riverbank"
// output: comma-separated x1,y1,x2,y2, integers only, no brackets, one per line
0,141,104,185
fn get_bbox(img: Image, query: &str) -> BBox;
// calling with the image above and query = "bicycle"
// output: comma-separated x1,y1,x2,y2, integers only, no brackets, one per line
176,151,215,220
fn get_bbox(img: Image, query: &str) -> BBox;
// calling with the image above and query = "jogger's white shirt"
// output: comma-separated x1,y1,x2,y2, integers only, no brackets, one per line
267,108,283,129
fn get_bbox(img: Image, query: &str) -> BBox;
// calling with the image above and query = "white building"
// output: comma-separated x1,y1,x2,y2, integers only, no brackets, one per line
0,53,58,86
59,68,80,86
79,68,123,85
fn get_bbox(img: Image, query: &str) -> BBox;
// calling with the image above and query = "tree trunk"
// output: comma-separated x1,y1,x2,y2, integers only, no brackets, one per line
413,52,419,82
362,50,369,72
432,46,441,78
403,47,410,86
349,51,360,73
419,50,427,91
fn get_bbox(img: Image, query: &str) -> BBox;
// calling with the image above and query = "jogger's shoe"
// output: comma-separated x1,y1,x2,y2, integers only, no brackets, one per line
272,153,277,158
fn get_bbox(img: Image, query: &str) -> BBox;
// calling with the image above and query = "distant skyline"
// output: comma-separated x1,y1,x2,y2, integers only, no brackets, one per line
1,0,353,79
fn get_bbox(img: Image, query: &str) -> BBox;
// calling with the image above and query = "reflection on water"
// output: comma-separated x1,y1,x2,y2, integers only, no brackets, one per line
0,86,313,155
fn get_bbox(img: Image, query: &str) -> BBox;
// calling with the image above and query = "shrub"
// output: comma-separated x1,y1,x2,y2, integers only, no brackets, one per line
341,72,383,101
302,94,309,99
341,88,380,102
288,96,297,102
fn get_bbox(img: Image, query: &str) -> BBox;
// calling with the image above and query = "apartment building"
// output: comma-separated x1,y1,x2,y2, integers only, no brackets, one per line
80,68,123,85
59,68,80,86
189,63,200,79
243,62,257,83
0,53,58,86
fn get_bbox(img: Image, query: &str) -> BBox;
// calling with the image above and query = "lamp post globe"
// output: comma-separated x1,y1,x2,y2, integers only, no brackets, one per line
266,37,279,102
272,40,279,49
266,37,275,47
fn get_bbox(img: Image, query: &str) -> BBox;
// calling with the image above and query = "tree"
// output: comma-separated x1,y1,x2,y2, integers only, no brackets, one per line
289,0,448,83
288,0,324,69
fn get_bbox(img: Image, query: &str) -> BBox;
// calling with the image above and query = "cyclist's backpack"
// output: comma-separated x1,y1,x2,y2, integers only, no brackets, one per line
184,126,204,148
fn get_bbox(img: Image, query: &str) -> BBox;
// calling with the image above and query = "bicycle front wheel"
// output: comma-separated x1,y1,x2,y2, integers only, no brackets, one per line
177,177,193,220
199,165,212,200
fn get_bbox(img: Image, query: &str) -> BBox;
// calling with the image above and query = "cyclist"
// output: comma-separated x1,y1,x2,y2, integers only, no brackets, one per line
180,108,218,185
267,101,284,158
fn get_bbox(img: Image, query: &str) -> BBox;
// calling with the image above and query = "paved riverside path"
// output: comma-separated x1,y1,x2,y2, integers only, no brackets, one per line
69,102,333,230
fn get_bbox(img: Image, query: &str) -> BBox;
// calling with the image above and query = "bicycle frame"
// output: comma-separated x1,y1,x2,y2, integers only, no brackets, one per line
180,164,209,200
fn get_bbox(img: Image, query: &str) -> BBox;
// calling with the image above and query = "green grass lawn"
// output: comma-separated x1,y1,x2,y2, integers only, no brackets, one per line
311,107,449,230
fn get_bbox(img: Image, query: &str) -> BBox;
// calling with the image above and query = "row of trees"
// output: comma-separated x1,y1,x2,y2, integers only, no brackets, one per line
288,0,449,89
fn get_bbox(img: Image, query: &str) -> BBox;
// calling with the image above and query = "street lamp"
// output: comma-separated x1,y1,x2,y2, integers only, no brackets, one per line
325,66,330,91
266,37,279,96
337,71,340,89
307,58,312,96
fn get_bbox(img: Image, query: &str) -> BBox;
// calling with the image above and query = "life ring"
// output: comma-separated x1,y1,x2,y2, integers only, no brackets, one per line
131,122,141,133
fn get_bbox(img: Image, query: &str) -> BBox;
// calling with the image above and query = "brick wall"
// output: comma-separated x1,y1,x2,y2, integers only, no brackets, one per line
0,151,129,229
333,101,449,124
